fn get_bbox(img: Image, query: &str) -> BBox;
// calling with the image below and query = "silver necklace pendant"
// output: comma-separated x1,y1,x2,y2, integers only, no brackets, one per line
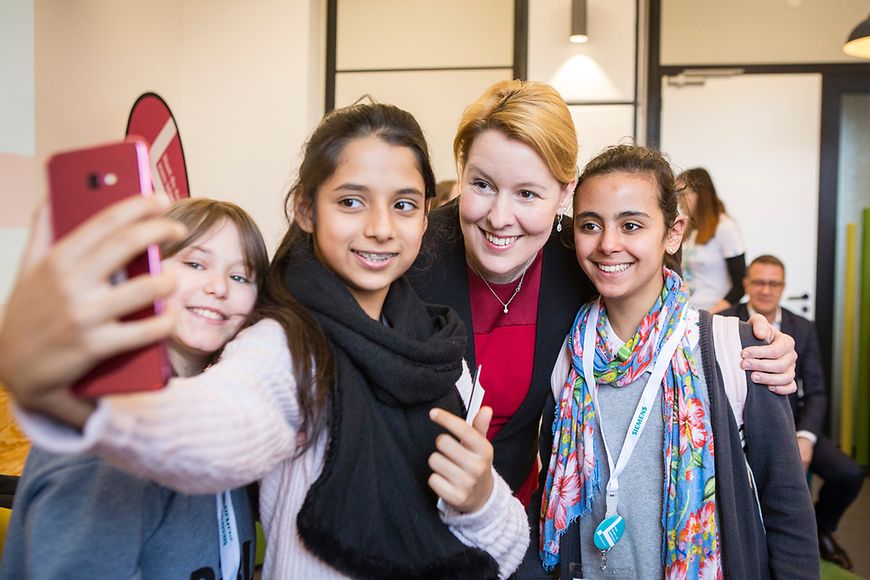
470,261,528,316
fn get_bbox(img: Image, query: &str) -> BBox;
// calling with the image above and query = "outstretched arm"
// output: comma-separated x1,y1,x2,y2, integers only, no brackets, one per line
14,321,302,495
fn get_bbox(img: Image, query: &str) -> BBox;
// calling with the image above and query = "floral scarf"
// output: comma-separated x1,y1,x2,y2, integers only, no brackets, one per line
540,268,721,578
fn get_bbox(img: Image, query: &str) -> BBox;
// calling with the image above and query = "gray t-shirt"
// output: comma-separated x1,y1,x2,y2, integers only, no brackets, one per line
575,342,708,580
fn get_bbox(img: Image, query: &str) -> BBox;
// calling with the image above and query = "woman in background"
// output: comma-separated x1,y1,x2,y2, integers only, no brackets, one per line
677,167,746,313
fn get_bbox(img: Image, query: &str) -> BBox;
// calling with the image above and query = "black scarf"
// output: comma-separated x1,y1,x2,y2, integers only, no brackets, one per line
285,244,499,579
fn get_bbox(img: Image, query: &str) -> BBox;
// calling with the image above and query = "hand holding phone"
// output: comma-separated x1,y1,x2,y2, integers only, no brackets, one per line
47,139,172,397
0,194,183,427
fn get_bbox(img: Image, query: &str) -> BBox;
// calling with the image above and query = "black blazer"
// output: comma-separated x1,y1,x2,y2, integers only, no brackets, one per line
408,199,595,491
722,303,827,437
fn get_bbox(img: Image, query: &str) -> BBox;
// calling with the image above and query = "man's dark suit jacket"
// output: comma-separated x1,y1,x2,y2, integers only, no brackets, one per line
722,303,827,437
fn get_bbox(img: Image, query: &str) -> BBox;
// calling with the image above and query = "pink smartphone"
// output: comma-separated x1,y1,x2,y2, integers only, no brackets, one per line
47,139,171,398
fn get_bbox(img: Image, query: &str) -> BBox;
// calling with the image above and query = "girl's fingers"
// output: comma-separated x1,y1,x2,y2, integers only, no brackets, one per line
766,381,798,396
0,196,181,406
54,195,174,264
78,218,186,285
85,272,177,323
740,326,797,388
428,472,463,507
429,407,494,458
431,430,491,477
740,350,796,377
471,405,493,437
746,313,776,344
428,450,474,488
19,200,53,272
741,328,795,361
428,406,494,512
86,311,177,359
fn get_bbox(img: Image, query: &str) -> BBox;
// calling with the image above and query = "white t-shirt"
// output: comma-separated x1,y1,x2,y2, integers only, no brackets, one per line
682,214,745,310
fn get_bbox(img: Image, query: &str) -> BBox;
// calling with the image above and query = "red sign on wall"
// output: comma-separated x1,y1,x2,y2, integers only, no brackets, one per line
125,92,190,200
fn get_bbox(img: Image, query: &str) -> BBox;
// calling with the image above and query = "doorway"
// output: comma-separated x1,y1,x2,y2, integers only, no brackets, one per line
820,74,870,464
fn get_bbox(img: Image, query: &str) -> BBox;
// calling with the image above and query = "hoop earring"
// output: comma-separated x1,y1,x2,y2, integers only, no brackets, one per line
556,213,564,233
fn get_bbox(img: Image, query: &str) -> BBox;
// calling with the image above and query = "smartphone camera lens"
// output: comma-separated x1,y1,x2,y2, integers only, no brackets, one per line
86,173,119,189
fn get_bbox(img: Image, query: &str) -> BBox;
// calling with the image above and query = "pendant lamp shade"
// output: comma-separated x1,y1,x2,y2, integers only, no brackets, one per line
844,13,870,59
571,0,588,44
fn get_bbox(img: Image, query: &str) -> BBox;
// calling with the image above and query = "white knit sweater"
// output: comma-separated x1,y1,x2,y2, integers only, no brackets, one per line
17,319,529,579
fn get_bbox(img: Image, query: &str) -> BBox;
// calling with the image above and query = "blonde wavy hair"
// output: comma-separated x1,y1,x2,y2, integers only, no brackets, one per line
453,80,578,185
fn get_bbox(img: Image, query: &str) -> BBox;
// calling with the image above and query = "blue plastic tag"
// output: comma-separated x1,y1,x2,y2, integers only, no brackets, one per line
593,514,626,551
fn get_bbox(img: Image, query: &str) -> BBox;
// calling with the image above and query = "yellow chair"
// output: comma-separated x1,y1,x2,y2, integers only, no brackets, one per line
0,506,11,561
255,521,266,567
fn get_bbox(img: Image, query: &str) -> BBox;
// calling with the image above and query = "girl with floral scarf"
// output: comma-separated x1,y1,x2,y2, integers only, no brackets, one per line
536,145,817,579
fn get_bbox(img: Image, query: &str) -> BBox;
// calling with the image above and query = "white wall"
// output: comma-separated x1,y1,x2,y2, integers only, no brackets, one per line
335,69,512,181
527,0,638,167
1,0,34,157
661,74,822,319
33,0,324,252
333,0,514,182
662,0,870,65
0,0,35,313
337,0,513,70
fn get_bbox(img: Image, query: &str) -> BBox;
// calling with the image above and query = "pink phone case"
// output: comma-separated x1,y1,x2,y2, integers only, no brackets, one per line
47,139,171,397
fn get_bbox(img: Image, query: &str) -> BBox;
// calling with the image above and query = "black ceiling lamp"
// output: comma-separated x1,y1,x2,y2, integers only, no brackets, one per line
844,13,870,59
571,0,588,44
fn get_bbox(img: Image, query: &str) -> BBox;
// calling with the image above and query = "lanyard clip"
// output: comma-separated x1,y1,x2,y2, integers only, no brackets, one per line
605,483,619,517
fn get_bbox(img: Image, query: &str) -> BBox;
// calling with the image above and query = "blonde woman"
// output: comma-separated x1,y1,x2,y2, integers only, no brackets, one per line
410,81,798,509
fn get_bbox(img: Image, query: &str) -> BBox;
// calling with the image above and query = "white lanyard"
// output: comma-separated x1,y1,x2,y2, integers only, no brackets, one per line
582,300,687,518
216,490,241,580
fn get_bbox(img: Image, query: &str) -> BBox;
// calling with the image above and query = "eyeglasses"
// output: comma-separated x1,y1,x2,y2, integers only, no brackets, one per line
748,280,784,290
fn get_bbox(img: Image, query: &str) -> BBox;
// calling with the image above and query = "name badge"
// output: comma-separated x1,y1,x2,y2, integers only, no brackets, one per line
593,514,625,551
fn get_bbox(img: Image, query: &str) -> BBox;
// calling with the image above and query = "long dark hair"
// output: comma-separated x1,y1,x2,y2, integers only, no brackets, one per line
677,167,725,245
255,102,437,448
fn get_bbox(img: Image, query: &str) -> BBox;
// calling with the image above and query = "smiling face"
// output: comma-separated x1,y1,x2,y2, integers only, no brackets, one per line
458,129,574,284
297,136,428,320
162,219,259,375
574,171,685,319
744,262,785,319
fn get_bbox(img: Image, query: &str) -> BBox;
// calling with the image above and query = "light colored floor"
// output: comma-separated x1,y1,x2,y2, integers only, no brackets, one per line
254,478,870,580
821,474,870,579
251,474,870,579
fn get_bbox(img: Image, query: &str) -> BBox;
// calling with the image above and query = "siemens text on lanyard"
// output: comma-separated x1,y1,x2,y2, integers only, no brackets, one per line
583,300,688,572
217,490,241,580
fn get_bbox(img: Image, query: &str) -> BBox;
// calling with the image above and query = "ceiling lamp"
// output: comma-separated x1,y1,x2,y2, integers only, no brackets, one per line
571,0,588,44
844,13,870,59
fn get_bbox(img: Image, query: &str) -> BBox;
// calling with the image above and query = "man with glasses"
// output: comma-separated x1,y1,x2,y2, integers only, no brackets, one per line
723,254,864,571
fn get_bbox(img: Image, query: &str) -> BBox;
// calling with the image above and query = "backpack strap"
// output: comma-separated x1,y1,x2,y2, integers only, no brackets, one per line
711,313,764,525
712,314,747,446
